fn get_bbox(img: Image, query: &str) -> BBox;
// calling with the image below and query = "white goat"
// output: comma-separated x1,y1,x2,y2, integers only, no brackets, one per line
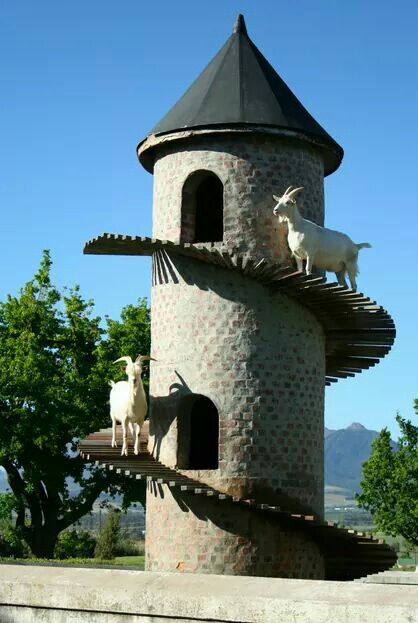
110,355,154,456
272,186,371,291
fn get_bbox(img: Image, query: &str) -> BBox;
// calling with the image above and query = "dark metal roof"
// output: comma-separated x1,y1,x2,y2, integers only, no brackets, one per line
142,14,343,175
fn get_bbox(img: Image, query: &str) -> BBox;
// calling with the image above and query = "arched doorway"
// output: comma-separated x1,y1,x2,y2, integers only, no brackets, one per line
181,171,224,243
177,394,219,469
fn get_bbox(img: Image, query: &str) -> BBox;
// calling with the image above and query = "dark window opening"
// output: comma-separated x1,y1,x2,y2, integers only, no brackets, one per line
194,176,223,242
181,171,224,243
177,395,219,470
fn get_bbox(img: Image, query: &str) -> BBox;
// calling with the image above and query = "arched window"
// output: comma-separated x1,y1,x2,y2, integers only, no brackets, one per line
181,171,224,243
177,394,219,469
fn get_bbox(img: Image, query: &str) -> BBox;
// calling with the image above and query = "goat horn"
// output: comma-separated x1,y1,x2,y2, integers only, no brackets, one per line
135,355,156,363
113,356,133,365
287,186,304,198
283,185,294,196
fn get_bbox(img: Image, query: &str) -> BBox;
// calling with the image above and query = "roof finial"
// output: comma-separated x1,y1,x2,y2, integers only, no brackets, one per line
233,14,248,35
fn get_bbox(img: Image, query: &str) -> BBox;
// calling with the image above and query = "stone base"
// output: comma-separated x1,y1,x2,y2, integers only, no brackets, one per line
145,484,324,579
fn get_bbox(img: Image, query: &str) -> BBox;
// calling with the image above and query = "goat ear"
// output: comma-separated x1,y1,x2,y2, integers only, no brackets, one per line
113,356,133,365
273,195,281,203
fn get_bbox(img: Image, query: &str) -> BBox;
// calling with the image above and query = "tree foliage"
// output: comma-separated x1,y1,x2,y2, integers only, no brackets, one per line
356,405,418,546
94,506,121,560
0,251,149,557
55,528,96,559
0,492,29,557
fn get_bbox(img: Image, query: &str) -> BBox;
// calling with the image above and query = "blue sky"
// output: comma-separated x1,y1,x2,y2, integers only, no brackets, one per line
1,1,417,438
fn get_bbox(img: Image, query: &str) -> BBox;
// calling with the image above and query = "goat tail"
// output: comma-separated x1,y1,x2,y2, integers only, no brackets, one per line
109,380,116,388
356,242,372,250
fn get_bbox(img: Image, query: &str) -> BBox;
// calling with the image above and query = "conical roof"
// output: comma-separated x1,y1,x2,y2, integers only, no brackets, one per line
140,14,343,175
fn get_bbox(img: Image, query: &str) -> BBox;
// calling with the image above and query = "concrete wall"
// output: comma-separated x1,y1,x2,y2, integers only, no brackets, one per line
1,565,417,623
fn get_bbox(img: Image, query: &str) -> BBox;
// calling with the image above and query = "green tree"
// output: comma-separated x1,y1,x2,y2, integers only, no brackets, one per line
0,251,149,557
94,506,121,560
0,492,28,557
356,405,418,546
54,528,97,559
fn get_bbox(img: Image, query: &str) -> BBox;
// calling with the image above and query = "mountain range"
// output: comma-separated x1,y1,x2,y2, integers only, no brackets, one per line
325,422,395,498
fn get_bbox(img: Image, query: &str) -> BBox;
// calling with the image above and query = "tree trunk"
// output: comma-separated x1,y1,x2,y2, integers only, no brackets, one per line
27,524,59,559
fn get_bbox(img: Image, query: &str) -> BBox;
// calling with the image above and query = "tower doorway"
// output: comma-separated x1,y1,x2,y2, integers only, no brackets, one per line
181,171,224,243
177,394,219,469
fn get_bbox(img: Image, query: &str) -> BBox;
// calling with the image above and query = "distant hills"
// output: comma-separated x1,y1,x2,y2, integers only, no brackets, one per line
325,422,396,499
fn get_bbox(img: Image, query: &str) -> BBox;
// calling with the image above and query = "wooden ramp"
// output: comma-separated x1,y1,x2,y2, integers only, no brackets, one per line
84,234,396,385
79,425,397,581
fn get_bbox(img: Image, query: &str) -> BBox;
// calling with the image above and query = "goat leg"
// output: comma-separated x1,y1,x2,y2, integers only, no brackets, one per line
347,264,357,292
335,270,348,288
134,423,140,455
295,256,304,272
111,418,117,448
121,421,128,456
129,421,135,444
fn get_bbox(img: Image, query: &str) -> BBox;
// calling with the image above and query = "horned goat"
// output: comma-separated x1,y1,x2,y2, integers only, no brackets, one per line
272,186,371,291
110,355,154,456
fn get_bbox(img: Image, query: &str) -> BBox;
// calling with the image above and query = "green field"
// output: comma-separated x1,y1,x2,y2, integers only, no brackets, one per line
0,555,145,568
324,485,356,508
113,555,144,566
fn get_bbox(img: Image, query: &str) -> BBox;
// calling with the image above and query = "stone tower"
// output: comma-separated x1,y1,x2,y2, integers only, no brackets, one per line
139,15,340,578
82,14,396,580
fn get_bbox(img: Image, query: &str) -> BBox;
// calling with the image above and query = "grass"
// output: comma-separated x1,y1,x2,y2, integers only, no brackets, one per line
396,556,417,568
113,555,144,566
0,555,145,568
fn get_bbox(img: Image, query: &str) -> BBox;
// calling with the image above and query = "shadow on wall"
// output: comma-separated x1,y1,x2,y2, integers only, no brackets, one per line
153,248,268,306
150,371,219,470
153,486,324,578
149,371,191,461
150,372,219,471
150,372,317,516
152,250,180,287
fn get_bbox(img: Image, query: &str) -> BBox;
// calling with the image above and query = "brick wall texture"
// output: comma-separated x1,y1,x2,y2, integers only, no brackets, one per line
146,132,327,578
152,133,324,261
145,485,325,579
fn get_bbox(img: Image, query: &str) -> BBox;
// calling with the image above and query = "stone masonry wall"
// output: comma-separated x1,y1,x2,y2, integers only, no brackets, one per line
145,484,325,579
149,254,325,516
152,133,324,261
147,131,326,577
